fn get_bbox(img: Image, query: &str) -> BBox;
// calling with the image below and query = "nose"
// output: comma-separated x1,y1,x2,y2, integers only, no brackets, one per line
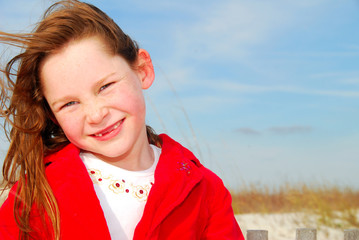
84,101,109,124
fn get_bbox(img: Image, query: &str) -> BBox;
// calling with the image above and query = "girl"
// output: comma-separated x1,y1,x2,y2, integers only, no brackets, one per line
0,1,244,239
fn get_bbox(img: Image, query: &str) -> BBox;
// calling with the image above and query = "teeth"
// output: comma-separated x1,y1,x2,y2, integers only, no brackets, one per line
94,121,121,137
113,121,120,129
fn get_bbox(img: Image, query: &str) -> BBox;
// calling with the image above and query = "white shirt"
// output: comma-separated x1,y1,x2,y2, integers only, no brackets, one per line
80,145,161,240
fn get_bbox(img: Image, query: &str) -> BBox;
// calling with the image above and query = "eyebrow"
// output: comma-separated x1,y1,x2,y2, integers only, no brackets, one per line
50,72,116,109
92,72,116,91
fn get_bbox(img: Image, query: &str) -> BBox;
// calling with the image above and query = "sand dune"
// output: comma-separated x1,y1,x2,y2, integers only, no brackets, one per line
0,189,356,240
236,212,355,240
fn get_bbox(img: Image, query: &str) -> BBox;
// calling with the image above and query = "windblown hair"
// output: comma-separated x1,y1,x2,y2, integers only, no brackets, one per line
0,1,161,239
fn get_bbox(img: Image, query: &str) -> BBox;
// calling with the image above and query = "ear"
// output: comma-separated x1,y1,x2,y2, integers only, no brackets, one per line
136,49,155,89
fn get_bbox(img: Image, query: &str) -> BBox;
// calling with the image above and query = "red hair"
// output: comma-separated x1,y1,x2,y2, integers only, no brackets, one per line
0,1,161,239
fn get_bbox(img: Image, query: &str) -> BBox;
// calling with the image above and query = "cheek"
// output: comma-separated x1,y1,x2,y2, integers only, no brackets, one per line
127,94,146,121
111,86,146,116
55,114,81,139
127,92,146,113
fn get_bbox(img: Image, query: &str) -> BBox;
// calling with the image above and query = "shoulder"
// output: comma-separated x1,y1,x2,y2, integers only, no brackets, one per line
197,165,232,208
159,134,229,195
199,165,227,190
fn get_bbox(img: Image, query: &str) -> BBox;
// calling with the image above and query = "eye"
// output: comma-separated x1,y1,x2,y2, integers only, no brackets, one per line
99,82,114,92
61,101,77,109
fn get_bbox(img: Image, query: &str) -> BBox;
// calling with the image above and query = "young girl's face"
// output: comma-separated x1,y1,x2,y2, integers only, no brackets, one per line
40,37,154,166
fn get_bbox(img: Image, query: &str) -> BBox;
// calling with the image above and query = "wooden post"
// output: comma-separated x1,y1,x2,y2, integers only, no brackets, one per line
296,228,317,240
247,230,268,240
344,229,359,240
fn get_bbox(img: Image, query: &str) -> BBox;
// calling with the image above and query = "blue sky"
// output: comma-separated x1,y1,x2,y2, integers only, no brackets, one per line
0,0,358,190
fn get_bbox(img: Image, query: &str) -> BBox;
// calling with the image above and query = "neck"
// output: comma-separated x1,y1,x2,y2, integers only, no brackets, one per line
92,128,154,171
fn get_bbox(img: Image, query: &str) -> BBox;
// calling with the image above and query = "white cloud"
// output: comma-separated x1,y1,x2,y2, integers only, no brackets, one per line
206,80,359,98
170,0,326,61
268,126,312,135
340,78,359,86
235,125,313,136
236,127,261,136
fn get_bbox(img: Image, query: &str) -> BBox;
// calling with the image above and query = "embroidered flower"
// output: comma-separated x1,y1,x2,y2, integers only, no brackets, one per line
177,161,191,175
109,180,125,194
132,185,150,201
87,168,153,202
88,169,104,184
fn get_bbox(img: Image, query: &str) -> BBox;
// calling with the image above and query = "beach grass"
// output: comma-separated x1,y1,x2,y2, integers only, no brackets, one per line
231,182,359,229
1,178,358,231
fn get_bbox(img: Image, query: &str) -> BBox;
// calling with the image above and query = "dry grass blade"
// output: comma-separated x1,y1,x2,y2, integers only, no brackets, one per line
231,182,359,229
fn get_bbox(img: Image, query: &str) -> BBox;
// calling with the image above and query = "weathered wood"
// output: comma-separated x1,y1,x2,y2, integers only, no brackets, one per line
246,228,359,240
295,228,317,240
344,229,359,240
247,230,268,240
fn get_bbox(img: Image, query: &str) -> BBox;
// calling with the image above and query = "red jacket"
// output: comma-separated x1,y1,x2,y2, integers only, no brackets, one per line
0,134,244,239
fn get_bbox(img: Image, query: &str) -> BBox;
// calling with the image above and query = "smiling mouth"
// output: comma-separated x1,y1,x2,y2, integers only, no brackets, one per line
93,120,123,137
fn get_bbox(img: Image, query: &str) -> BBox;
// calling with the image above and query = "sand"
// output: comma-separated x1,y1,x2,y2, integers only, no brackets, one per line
0,189,356,240
236,212,356,240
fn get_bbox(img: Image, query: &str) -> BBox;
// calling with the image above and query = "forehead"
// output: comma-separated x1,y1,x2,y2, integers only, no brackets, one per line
41,38,109,76
39,37,127,98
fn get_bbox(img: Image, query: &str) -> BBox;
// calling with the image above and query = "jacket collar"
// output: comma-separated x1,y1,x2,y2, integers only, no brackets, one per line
135,134,204,237
44,134,204,239
44,144,111,239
